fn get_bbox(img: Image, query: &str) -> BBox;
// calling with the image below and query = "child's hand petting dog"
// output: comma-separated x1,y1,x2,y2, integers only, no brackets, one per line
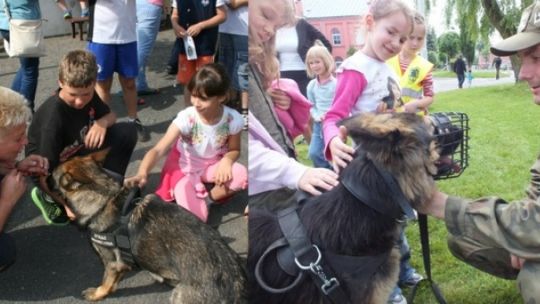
124,174,148,188
329,126,354,173
85,123,107,149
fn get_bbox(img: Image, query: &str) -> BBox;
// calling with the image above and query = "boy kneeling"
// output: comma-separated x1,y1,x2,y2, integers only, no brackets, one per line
27,50,137,224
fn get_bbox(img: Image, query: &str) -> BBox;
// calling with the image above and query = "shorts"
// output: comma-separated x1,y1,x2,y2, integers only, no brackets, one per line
218,33,248,91
237,62,249,92
87,41,138,81
177,54,214,85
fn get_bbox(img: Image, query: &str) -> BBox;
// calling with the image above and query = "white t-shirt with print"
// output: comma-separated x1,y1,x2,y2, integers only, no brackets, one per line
172,105,243,174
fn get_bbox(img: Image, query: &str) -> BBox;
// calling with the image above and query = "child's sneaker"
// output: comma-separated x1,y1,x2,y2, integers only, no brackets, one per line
31,187,69,226
63,10,72,19
195,183,208,199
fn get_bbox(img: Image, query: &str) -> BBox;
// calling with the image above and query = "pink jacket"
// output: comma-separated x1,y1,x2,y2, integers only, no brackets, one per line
271,78,312,140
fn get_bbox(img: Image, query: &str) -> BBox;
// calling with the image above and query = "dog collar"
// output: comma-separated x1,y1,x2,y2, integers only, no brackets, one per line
340,151,415,220
90,187,142,266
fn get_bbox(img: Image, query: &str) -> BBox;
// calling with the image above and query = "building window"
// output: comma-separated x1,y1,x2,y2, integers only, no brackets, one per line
332,28,342,45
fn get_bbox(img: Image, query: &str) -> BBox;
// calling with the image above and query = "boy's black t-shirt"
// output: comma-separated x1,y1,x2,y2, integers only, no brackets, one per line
26,90,111,173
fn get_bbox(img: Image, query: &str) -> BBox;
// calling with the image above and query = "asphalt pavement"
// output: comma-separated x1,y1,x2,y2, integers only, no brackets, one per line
0,29,247,303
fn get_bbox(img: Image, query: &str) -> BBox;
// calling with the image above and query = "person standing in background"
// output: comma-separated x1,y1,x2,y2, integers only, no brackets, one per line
86,0,150,142
170,0,227,107
218,0,248,128
0,0,42,112
135,0,163,98
493,56,502,80
275,15,332,145
454,54,466,89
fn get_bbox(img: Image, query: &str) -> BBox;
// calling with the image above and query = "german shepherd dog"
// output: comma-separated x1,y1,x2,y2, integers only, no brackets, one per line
49,149,247,303
248,112,440,304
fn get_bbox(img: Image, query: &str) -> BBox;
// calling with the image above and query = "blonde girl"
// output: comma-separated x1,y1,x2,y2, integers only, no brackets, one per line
322,0,414,172
387,11,435,115
305,40,336,169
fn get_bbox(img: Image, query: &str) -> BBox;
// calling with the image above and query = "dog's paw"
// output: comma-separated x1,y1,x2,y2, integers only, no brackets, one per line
82,287,105,301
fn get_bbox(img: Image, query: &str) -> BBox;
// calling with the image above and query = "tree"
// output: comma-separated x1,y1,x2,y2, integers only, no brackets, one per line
426,27,437,53
437,32,460,60
435,0,533,82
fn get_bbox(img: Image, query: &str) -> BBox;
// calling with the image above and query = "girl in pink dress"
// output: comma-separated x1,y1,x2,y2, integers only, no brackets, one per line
125,63,247,222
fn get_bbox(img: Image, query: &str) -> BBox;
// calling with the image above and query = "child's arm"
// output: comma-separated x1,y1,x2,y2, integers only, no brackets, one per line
124,123,181,188
403,70,434,113
322,70,366,171
214,133,241,186
227,0,247,9
85,112,116,149
186,6,227,37
171,7,188,38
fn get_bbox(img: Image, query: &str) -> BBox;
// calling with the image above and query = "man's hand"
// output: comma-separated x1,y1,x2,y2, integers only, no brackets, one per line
16,155,49,176
0,169,26,211
511,254,526,270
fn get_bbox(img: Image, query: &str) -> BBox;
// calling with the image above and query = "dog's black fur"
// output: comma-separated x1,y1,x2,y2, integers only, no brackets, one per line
248,112,440,304
50,150,247,303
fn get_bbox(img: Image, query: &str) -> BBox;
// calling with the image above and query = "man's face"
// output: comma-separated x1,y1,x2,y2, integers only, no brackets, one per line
518,44,540,104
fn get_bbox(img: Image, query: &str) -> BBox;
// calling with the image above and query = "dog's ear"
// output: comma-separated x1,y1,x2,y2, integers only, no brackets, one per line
339,113,419,148
64,161,94,185
89,148,110,166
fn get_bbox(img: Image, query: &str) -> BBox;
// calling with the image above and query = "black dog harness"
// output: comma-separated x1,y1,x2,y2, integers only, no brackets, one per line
89,187,141,266
255,152,414,303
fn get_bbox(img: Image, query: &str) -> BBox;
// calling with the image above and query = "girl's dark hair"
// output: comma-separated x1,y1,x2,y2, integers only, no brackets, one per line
187,63,230,99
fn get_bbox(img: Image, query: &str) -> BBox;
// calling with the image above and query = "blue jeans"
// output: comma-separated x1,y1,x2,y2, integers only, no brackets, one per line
308,121,332,169
389,224,417,300
136,0,162,91
218,33,248,91
0,30,40,111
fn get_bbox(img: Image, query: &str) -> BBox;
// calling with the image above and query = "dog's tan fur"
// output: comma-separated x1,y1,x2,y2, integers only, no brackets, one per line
51,150,247,303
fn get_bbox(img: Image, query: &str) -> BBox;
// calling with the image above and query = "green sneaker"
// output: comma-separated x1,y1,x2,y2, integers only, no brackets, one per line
63,10,72,19
31,187,69,226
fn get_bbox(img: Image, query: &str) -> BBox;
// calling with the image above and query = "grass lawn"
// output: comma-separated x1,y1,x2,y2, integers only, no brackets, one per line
294,82,539,303
433,70,510,79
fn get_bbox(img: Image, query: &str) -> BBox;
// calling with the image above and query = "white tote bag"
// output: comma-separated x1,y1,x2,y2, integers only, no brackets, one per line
3,0,46,57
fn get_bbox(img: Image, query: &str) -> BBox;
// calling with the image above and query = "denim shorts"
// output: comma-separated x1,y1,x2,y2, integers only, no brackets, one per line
218,33,248,91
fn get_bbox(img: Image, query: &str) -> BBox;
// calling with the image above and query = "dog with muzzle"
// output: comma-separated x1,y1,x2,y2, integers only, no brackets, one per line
248,112,444,304
49,149,247,303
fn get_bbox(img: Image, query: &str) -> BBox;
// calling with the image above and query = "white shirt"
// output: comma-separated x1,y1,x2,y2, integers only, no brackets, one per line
219,1,247,36
172,106,243,174
275,25,306,71
89,0,137,44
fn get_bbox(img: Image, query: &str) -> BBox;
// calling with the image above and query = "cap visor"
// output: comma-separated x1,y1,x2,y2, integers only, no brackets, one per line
491,32,540,56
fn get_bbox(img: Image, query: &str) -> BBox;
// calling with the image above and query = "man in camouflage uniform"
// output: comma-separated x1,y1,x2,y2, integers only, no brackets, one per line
420,2,540,302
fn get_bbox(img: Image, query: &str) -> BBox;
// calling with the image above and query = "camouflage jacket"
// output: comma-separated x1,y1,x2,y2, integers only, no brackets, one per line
444,156,540,301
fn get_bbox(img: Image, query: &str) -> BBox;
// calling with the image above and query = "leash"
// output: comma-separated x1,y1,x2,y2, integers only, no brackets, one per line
90,187,142,266
407,214,447,304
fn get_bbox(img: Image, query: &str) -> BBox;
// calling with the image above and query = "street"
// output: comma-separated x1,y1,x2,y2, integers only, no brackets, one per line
0,29,247,303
